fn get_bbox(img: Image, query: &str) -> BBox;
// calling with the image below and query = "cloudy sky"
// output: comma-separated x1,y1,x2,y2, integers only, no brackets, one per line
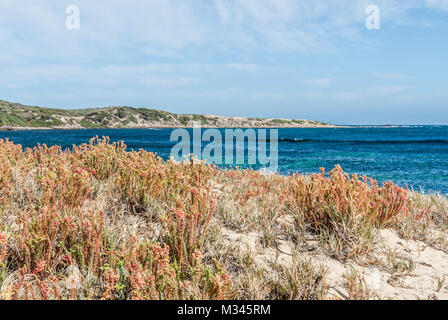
0,0,447,124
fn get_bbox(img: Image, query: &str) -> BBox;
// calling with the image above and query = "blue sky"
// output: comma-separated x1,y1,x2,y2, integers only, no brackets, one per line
0,0,447,125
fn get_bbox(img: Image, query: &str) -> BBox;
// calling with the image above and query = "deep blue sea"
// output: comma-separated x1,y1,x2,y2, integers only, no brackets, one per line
1,126,448,194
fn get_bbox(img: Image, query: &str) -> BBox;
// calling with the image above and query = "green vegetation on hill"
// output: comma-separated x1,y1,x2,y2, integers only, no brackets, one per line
0,99,331,129
0,100,174,129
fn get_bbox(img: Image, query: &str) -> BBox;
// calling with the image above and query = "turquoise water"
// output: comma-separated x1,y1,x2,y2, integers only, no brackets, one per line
1,126,448,194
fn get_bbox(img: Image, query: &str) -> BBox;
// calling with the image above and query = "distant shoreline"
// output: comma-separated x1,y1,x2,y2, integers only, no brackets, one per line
1,99,335,130
0,125,342,131
1,124,441,131
1,99,443,131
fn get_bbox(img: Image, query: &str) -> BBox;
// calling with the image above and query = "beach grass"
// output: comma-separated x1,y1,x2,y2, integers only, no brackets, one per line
0,137,446,300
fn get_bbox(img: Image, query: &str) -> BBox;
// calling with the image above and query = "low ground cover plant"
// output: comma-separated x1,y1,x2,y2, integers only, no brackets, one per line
0,137,431,300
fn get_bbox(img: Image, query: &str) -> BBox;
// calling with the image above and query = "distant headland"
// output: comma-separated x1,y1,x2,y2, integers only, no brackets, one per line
0,99,334,130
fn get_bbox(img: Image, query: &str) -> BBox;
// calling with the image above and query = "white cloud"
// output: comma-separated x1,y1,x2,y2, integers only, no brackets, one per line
331,86,410,102
250,92,285,100
0,0,446,64
138,76,200,87
225,63,260,72
425,0,448,11
167,88,241,99
303,78,333,88
214,0,232,24
365,86,410,96
373,72,407,80
0,0,446,111
141,48,184,59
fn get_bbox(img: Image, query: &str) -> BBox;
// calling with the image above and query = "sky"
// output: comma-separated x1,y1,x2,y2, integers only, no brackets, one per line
0,0,447,125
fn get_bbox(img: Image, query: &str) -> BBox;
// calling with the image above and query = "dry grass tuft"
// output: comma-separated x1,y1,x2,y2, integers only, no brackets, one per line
0,137,444,300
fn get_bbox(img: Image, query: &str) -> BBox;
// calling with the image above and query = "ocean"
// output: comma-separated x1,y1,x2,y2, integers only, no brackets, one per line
1,126,447,194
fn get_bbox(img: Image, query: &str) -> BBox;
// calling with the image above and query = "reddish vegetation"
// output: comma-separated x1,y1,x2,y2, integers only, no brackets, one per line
0,137,413,300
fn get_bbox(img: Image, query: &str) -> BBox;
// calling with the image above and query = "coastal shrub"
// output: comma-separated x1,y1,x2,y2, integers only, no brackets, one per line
0,137,420,299
288,165,410,228
0,138,231,300
286,165,411,258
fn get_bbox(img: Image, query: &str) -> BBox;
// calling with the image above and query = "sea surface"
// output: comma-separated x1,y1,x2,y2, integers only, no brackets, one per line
1,126,448,194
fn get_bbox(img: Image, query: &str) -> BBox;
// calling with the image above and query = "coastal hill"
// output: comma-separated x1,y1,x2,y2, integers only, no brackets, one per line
0,99,332,129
